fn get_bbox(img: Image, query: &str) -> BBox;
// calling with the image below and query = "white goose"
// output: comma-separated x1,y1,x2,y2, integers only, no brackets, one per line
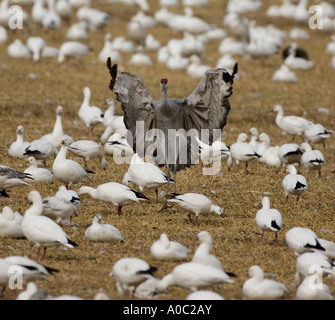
167,193,223,226
26,36,45,62
282,165,307,202
197,137,230,168
31,0,48,25
272,104,312,141
42,0,61,34
0,206,24,238
42,186,80,225
78,87,104,135
57,41,91,63
300,142,325,178
41,106,74,148
242,265,288,299
23,138,58,165
65,21,89,41
104,131,134,162
24,156,54,183
0,258,11,297
256,133,281,173
124,154,173,203
0,165,33,197
155,262,234,293
21,190,78,260
304,123,333,148
85,213,123,242
186,290,224,300
111,257,157,299
78,182,149,215
296,274,333,300
7,39,31,59
272,64,298,83
248,127,259,152
52,138,90,189
98,33,122,64
150,233,189,261
8,125,31,159
68,140,108,170
285,227,325,257
227,132,261,173
284,43,314,70
278,143,302,170
255,196,282,245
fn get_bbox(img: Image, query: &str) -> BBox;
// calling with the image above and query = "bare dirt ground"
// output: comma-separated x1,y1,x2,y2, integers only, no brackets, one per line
0,0,335,300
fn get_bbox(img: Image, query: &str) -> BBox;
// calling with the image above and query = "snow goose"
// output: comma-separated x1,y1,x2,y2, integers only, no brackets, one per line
42,0,61,34
0,206,24,238
78,182,149,215
248,127,259,152
216,53,237,70
111,257,157,299
318,239,335,260
272,104,312,141
65,21,89,41
0,26,7,44
124,154,173,202
57,41,91,63
326,35,335,55
0,165,33,197
300,142,325,179
186,55,210,78
129,51,153,66
41,106,74,148
42,186,80,225
85,213,123,242
21,190,78,260
7,39,31,59
278,143,302,170
296,274,333,300
98,33,122,64
55,0,72,22
24,157,54,183
247,36,278,63
145,34,161,51
76,6,110,32
104,131,134,163
255,196,282,245
52,138,90,189
31,0,48,25
178,7,211,34
285,227,325,257
26,36,45,62
295,251,335,285
242,265,288,299
155,262,234,293
304,123,333,149
227,132,261,173
150,233,189,261
8,125,31,159
192,231,224,270
23,138,58,165
272,64,298,83
282,165,307,202
78,87,104,135
5,255,58,284
134,276,159,299
167,193,223,226
127,20,146,47
131,10,157,29
68,140,107,170
282,43,309,61
186,290,224,300
284,44,314,70
256,133,281,173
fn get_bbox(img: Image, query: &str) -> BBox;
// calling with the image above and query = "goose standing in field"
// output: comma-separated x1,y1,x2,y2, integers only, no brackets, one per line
296,274,333,300
23,138,58,166
227,132,261,173
248,127,260,152
78,87,104,136
76,6,110,32
31,0,48,25
0,206,24,238
8,125,31,159
111,257,157,299
300,142,325,179
167,193,223,226
0,165,33,197
255,196,282,245
304,123,333,149
282,165,307,202
26,36,46,62
278,143,302,170
78,182,149,215
7,39,31,59
85,213,123,242
42,0,61,35
98,33,122,64
284,43,314,70
272,104,312,141
24,157,54,183
150,233,189,261
52,138,90,189
256,133,281,173
242,265,288,299
42,186,80,225
57,41,91,63
41,106,74,148
68,140,108,171
272,64,298,83
65,21,89,41
155,262,234,294
285,227,325,257
295,251,335,285
124,153,174,203
192,231,223,270
55,0,72,22
104,131,134,162
21,190,78,261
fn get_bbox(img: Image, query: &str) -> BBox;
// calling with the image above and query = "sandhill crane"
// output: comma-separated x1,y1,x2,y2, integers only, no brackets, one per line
107,58,237,211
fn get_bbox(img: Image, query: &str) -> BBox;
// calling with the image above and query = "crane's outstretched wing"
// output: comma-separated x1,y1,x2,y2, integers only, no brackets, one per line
106,58,157,155
181,64,237,144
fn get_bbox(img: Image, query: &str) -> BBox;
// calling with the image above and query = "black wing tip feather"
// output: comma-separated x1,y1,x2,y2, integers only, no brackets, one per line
0,190,10,197
67,238,79,247
137,266,157,276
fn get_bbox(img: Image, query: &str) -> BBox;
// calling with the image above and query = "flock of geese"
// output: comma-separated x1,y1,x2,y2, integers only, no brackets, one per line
0,0,335,301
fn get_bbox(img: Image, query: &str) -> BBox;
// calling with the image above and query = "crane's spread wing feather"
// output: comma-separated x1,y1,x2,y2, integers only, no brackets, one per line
107,59,156,153
182,65,237,144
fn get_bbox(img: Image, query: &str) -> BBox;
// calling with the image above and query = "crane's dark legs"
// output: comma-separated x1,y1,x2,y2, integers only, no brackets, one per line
159,166,171,213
